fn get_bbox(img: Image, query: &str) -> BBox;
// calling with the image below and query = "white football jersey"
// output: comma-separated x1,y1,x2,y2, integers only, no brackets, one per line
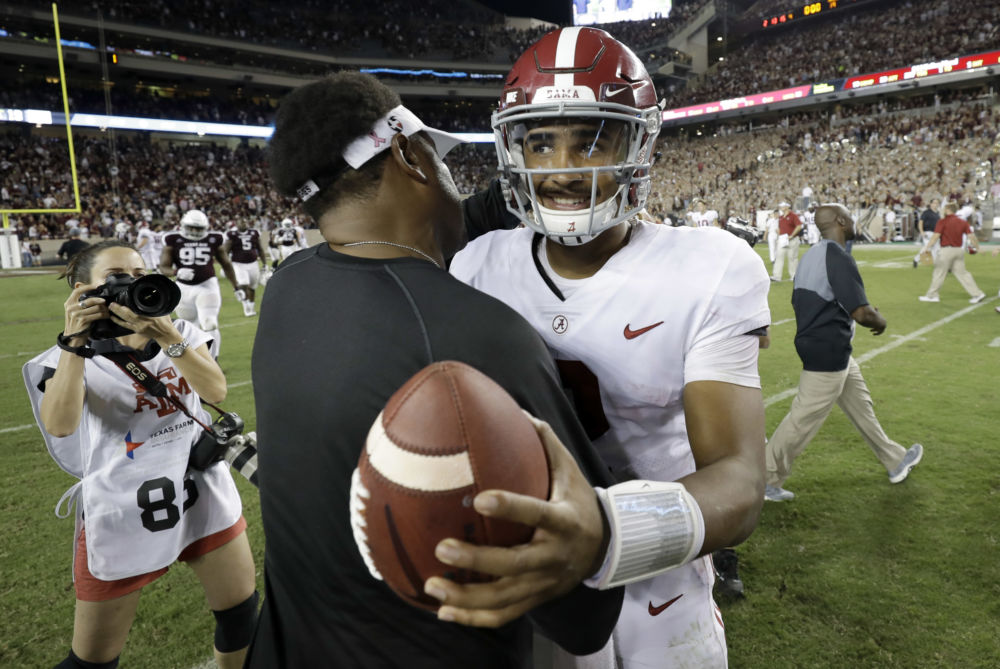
688,209,719,228
22,320,242,580
451,223,770,483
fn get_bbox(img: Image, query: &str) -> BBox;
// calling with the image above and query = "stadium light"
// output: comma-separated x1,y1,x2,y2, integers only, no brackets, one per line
0,109,495,143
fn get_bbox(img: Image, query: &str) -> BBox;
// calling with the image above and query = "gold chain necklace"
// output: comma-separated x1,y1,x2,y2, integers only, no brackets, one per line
342,240,442,269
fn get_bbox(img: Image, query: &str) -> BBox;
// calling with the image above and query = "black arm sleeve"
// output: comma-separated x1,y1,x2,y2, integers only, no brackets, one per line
462,178,520,243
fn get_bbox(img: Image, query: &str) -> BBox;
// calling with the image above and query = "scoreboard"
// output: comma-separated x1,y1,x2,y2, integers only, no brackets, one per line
760,0,863,29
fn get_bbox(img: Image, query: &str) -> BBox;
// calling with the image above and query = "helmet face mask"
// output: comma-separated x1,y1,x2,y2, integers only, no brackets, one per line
494,26,661,246
280,218,294,230
180,209,209,241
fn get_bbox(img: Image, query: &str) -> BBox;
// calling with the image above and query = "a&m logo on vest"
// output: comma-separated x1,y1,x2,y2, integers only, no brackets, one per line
132,367,193,418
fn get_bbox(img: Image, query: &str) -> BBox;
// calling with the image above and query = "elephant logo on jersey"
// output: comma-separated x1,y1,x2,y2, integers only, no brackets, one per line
552,315,569,334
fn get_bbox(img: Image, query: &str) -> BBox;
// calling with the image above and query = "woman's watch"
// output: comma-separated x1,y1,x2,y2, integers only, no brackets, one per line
164,339,189,358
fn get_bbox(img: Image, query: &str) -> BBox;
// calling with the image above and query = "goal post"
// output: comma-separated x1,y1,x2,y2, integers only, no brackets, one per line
1,3,82,268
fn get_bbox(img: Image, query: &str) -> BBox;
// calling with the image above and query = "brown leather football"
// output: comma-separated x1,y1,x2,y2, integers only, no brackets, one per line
351,361,550,611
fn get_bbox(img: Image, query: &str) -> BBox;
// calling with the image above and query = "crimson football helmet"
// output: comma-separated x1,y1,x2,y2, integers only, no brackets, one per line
180,209,210,240
493,26,663,245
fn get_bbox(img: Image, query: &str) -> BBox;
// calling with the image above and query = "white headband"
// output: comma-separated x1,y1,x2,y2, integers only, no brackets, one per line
343,105,465,169
298,105,465,202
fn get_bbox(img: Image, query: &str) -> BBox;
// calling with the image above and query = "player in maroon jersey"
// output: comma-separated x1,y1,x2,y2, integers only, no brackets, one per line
159,209,242,357
224,219,271,316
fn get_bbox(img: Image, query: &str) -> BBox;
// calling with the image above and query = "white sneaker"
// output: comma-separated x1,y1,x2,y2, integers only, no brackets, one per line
918,295,939,303
764,485,795,502
888,444,923,484
969,293,986,304
243,303,255,317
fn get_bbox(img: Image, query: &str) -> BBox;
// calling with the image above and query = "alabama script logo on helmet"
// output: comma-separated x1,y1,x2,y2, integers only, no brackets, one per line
492,26,663,246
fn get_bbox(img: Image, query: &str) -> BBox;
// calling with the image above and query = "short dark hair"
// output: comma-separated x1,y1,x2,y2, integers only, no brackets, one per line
268,72,401,220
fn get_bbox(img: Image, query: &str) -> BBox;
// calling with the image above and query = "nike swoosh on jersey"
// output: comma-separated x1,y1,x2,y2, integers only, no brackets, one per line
648,594,683,616
624,321,664,339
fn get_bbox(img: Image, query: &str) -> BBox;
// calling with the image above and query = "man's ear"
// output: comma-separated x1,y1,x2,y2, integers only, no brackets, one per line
390,133,428,183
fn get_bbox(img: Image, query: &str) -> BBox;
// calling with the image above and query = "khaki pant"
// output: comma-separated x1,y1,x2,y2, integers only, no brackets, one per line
771,235,800,280
766,357,906,487
924,246,982,299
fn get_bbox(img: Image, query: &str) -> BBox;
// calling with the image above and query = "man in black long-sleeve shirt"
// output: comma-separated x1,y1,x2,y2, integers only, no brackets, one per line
248,71,625,669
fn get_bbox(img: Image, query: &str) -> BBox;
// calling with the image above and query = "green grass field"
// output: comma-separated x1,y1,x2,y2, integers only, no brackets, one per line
1,243,998,668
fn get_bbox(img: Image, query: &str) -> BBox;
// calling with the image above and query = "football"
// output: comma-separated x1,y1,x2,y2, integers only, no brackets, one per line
350,361,551,611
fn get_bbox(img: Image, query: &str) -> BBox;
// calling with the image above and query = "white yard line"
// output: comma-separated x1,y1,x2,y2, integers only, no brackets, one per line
1,424,34,434
764,299,994,407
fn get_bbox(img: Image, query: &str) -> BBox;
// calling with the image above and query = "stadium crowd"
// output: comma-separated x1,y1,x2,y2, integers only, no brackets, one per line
648,91,1000,225
5,86,997,254
666,0,1000,108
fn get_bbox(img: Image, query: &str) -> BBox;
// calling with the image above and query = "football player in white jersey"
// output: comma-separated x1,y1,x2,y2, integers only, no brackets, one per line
687,198,721,228
450,27,770,669
224,219,270,316
159,209,242,358
22,240,257,669
269,217,307,265
135,222,165,271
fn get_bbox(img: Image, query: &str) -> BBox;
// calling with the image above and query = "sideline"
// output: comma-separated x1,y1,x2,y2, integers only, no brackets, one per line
764,298,995,407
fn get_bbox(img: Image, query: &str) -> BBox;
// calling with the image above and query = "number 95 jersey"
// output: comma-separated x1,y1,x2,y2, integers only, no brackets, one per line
451,223,770,484
164,231,226,285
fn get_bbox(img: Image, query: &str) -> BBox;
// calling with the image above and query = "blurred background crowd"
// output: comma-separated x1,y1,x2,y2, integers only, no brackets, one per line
1,0,998,260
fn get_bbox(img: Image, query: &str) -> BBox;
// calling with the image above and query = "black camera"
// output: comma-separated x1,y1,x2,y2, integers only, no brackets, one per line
81,273,181,339
189,412,245,471
189,412,259,487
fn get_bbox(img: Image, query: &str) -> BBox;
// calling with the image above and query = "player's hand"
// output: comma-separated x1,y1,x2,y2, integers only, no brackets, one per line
424,413,606,628
64,286,110,343
176,267,195,281
234,288,246,302
870,311,886,336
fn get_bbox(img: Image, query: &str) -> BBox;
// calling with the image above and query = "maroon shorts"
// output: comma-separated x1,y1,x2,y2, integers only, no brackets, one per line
73,516,247,602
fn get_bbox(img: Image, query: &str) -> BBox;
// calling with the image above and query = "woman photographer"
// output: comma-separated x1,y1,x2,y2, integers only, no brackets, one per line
22,240,257,669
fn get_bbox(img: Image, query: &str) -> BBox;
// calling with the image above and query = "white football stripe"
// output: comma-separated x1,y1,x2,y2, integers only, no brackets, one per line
366,411,474,491
553,26,582,89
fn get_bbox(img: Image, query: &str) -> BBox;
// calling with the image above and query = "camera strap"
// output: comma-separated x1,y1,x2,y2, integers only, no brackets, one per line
99,348,223,433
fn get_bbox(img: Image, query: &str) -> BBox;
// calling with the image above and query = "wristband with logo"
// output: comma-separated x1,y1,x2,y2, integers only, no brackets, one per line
585,480,705,590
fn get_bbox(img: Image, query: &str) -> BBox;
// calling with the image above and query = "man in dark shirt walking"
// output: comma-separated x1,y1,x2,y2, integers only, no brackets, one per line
56,228,88,263
913,198,940,268
764,203,923,501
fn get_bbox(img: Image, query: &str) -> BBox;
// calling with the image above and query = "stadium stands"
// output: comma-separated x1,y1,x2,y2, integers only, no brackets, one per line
1,0,997,260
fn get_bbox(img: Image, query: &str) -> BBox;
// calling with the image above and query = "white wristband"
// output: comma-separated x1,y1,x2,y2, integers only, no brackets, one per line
584,480,705,590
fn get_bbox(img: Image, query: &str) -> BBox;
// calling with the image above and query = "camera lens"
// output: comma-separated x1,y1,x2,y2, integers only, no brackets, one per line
134,284,167,313
126,275,181,316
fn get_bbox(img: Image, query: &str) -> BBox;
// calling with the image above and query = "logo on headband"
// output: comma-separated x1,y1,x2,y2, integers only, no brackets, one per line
368,132,388,149
387,115,404,133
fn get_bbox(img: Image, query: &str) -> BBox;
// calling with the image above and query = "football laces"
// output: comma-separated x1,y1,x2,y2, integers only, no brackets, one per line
349,468,383,581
